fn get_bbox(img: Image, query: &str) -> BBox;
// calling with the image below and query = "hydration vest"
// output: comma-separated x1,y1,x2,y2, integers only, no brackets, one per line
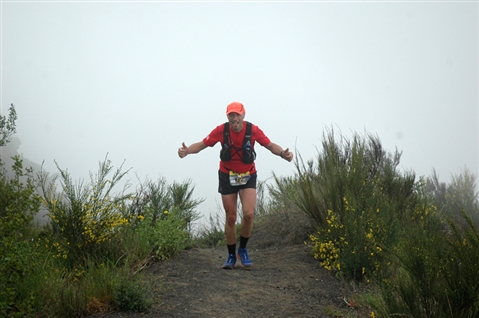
219,121,256,164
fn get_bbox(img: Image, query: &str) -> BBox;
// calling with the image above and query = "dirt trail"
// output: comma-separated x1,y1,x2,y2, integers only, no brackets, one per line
102,242,359,318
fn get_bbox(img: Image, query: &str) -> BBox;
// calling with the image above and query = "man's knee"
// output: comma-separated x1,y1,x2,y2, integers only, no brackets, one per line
225,212,237,226
242,211,254,224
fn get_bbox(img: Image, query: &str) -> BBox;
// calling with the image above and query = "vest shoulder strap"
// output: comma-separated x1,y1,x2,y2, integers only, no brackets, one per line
244,121,252,143
223,122,230,145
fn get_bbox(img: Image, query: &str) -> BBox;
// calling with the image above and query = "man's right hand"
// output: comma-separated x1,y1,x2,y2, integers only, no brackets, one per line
178,142,188,158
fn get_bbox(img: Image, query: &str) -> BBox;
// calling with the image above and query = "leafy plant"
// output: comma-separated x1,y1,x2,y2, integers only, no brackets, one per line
132,206,190,261
110,268,153,313
169,179,203,233
0,104,17,147
37,155,133,268
377,208,479,318
0,156,41,317
279,128,419,281
427,166,479,227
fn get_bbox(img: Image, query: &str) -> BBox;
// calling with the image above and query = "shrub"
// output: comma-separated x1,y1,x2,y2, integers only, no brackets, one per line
131,206,190,261
0,156,41,317
280,128,420,281
0,104,17,147
124,176,203,259
378,209,479,318
169,179,203,233
110,271,153,313
1,105,201,316
37,155,133,268
128,177,203,233
427,166,479,227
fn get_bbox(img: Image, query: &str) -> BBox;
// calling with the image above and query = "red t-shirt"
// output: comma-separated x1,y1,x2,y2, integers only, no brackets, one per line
203,122,271,174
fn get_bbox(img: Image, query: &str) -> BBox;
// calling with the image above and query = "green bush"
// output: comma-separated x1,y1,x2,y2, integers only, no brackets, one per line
124,176,203,259
1,106,201,316
132,206,190,260
32,157,197,315
37,155,133,268
278,129,420,281
129,177,204,233
0,156,41,317
32,159,202,315
368,167,479,317
169,179,203,233
377,209,479,318
427,166,479,227
278,128,479,317
111,271,153,312
0,104,17,147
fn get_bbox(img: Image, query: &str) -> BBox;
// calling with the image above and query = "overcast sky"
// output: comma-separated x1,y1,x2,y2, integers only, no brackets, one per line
1,1,478,222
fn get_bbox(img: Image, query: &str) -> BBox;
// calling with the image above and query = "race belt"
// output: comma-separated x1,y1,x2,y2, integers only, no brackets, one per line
229,171,251,186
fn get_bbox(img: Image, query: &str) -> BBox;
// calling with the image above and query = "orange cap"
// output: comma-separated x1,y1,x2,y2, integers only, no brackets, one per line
226,102,245,115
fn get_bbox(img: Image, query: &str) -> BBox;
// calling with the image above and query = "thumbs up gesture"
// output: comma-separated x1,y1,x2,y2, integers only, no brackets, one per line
281,148,294,162
178,142,189,158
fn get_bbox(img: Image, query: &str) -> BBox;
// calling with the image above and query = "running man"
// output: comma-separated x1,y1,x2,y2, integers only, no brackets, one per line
178,102,293,269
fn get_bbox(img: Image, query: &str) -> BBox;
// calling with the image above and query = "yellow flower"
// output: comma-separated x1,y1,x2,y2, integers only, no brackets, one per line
164,210,169,215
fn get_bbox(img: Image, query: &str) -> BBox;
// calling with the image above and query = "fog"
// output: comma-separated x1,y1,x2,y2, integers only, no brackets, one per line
1,1,477,224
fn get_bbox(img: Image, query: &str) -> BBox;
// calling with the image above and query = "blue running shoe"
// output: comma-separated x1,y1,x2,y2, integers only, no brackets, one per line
222,254,236,269
237,247,252,267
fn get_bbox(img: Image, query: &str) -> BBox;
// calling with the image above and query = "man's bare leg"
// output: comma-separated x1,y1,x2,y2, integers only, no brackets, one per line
222,193,238,245
239,188,257,239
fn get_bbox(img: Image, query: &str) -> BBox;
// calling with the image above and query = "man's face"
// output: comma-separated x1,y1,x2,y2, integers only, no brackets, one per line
227,112,245,132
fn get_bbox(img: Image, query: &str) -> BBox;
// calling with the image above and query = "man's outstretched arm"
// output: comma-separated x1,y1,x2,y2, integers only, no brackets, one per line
264,142,293,162
178,141,208,158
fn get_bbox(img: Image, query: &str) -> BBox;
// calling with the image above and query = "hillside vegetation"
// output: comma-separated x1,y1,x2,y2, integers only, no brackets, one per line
1,104,478,317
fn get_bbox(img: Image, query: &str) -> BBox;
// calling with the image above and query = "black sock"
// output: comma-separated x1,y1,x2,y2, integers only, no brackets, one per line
227,244,236,255
239,236,249,249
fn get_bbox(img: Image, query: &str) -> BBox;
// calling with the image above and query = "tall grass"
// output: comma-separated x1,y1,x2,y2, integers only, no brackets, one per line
194,207,227,248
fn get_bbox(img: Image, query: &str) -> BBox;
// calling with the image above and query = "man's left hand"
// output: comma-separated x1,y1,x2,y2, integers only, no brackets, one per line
282,148,294,162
